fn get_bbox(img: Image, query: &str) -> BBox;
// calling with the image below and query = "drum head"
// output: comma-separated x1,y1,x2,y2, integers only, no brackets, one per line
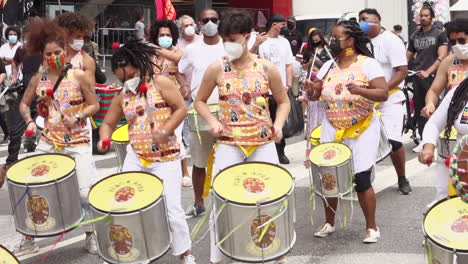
111,124,129,143
309,125,322,145
309,142,351,167
7,154,75,185
212,162,293,205
0,245,19,264
424,196,468,252
188,104,218,114
89,172,163,214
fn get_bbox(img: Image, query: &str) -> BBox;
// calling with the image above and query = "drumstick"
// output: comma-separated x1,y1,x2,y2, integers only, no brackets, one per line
324,46,338,69
0,86,10,100
308,49,318,80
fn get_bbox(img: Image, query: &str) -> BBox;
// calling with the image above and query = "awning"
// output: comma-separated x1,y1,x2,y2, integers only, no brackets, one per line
451,0,468,11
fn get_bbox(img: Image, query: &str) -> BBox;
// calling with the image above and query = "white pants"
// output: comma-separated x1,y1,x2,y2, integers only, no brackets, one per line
122,145,191,256
209,142,278,263
378,101,404,142
435,161,449,201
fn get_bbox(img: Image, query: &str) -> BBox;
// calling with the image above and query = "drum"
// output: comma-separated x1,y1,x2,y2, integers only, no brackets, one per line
309,125,321,147
111,124,129,171
437,127,458,158
0,245,19,264
187,104,219,132
6,154,82,237
376,119,392,163
309,143,354,197
212,162,296,263
423,196,468,264
89,172,171,264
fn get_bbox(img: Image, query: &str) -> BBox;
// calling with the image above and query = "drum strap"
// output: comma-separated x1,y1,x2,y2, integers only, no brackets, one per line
334,111,374,142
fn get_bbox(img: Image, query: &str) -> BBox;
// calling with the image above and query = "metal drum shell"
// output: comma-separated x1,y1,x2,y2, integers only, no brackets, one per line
309,158,353,198
112,142,128,170
376,120,392,163
437,138,457,159
7,171,82,237
212,162,296,264
187,109,218,132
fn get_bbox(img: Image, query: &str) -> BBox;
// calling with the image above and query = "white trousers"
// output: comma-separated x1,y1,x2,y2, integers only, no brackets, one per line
122,145,191,256
435,161,449,201
209,142,279,262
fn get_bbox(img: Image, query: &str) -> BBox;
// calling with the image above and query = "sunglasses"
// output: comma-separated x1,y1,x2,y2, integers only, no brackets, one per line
449,38,466,46
201,17,219,24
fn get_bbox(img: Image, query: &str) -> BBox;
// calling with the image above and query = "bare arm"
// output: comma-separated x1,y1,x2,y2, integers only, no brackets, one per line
267,61,290,132
11,60,18,84
349,77,388,102
0,73,6,85
249,32,267,54
99,92,124,141
82,52,96,85
406,51,414,64
157,48,183,64
155,75,187,134
425,45,448,75
194,62,220,128
75,70,99,119
286,63,293,88
19,73,40,123
175,71,190,100
422,55,452,117
387,65,408,91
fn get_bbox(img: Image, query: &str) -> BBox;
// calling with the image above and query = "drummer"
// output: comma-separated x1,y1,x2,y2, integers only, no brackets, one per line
17,18,99,256
193,10,290,264
97,40,196,264
304,20,387,243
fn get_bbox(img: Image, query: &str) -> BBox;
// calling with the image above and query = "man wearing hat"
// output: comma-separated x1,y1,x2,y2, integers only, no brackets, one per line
283,16,303,56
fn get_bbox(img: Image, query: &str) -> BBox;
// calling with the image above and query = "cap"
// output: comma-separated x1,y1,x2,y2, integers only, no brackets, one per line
266,13,286,30
288,16,296,23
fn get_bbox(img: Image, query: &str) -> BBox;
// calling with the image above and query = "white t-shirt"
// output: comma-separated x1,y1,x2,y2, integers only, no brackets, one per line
176,34,202,50
370,30,407,104
135,21,145,41
178,39,225,104
317,57,384,82
258,36,294,86
0,42,21,77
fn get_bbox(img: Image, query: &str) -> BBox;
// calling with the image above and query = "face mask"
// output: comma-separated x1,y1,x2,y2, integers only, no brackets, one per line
359,21,379,34
184,25,195,37
124,76,141,94
69,39,84,51
287,22,295,30
224,38,245,61
329,39,344,58
158,36,173,49
452,44,468,60
280,27,288,36
201,21,218,37
47,54,66,69
8,35,17,44
312,39,321,47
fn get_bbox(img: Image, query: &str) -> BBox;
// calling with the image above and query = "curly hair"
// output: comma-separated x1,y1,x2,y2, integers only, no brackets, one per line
55,12,93,34
336,20,374,58
150,19,179,47
218,9,253,36
25,18,66,56
443,78,468,154
4,26,21,41
111,40,157,84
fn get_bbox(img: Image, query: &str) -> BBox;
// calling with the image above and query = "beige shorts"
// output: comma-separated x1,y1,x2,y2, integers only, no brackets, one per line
189,131,216,168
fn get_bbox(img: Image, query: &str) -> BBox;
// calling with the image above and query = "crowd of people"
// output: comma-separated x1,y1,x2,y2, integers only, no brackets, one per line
0,1,466,263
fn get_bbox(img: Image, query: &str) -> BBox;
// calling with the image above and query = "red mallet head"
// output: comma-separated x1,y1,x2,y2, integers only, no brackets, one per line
102,139,111,149
139,83,148,94
111,42,120,51
25,130,34,137
445,156,452,167
46,88,54,97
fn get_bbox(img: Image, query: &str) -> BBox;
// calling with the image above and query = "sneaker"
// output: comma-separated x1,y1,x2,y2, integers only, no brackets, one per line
314,223,335,238
412,144,423,153
278,154,290,165
181,254,196,264
398,178,412,195
13,236,39,257
363,227,380,243
182,176,193,187
185,205,206,219
84,233,98,254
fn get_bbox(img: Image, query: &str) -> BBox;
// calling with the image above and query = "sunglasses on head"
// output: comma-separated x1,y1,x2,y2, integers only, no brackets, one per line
201,17,219,24
449,38,466,46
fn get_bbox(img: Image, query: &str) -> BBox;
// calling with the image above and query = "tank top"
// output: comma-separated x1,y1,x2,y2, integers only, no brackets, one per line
217,57,273,146
447,58,468,91
121,81,180,163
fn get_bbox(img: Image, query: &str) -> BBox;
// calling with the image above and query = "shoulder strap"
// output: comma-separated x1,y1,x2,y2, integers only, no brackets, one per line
52,63,73,94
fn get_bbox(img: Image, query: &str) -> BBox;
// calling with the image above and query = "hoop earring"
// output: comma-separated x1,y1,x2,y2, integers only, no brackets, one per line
345,48,355,56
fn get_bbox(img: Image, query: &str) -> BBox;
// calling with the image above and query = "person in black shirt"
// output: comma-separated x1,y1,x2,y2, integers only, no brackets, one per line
302,28,330,71
0,59,10,187
283,16,303,56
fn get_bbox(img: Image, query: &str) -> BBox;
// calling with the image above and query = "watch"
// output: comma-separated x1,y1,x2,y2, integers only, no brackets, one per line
75,114,82,123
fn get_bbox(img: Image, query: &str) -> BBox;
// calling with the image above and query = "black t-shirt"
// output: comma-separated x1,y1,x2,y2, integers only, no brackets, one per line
0,59,6,75
408,25,448,71
13,46,42,86
284,30,303,56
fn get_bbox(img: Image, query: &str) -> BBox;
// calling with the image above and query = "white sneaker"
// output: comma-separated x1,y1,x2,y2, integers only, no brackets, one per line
84,233,98,254
412,144,423,153
13,236,39,257
181,254,196,264
363,227,381,243
314,223,335,238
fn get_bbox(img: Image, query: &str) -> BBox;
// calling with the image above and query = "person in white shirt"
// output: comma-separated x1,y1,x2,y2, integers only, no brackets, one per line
359,9,412,195
258,14,294,164
178,9,225,218
177,15,202,50
134,12,146,41
0,26,22,80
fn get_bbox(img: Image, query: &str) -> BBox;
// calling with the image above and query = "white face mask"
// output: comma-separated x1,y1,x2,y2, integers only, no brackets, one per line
69,39,84,51
124,76,141,94
224,38,245,61
184,25,195,37
201,21,218,37
452,43,468,60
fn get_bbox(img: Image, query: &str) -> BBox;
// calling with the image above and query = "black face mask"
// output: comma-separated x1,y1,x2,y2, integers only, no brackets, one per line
287,22,295,30
280,27,288,36
311,40,321,47
329,39,343,58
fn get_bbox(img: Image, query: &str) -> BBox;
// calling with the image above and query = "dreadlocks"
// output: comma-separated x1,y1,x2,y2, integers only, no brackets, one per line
111,40,157,84
336,20,374,58
443,78,468,154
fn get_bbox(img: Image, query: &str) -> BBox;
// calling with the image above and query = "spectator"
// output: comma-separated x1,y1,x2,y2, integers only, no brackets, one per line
283,16,303,56
392,24,405,43
134,11,145,41
302,28,331,71
177,15,202,50
0,26,22,81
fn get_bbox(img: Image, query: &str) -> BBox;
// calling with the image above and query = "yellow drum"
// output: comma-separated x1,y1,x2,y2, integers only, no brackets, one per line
187,104,219,132
437,126,458,158
111,124,129,171
6,154,82,237
0,245,19,264
309,125,321,147
89,172,171,263
423,196,468,264
212,162,296,262
309,142,353,197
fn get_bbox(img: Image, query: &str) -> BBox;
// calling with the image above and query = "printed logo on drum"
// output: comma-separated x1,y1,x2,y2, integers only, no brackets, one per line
108,224,139,261
243,178,265,193
25,195,56,231
321,173,337,192
451,215,468,233
323,150,336,160
114,186,135,202
246,215,281,256
31,165,50,177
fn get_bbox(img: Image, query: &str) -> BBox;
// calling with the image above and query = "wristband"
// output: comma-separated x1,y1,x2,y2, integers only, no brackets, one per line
26,120,35,126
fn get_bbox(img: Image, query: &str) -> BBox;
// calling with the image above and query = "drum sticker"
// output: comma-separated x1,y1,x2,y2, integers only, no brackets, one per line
460,107,468,124
25,195,56,231
321,173,338,195
107,180,144,210
451,214,468,233
108,224,140,261
25,160,58,181
234,172,273,199
246,215,281,256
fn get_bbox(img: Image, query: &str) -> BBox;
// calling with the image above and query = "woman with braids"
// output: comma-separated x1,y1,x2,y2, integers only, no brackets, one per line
419,77,468,200
304,20,387,243
17,18,99,256
97,40,196,264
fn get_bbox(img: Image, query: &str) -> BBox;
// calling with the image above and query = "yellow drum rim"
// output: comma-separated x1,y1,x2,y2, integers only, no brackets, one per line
309,125,322,145
439,126,457,141
423,196,468,252
309,142,352,167
111,124,129,143
187,104,219,115
89,171,163,214
7,154,76,185
0,245,20,264
212,162,294,205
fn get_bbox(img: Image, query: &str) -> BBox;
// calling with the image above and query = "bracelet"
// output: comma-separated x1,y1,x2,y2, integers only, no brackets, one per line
26,120,35,126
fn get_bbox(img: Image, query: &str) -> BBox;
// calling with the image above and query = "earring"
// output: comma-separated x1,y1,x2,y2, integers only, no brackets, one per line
345,48,355,56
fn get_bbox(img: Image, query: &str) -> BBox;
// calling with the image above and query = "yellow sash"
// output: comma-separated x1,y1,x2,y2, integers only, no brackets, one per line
334,112,374,142
374,88,400,107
